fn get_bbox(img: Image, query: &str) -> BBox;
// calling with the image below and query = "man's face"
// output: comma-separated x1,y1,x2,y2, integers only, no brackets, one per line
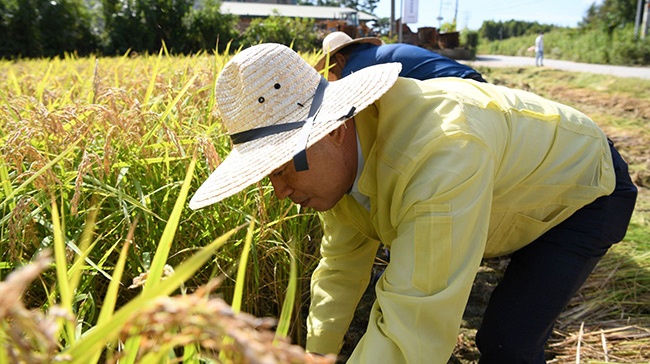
323,52,347,81
268,123,357,211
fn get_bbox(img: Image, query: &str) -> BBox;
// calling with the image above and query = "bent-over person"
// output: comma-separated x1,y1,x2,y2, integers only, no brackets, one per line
190,43,637,363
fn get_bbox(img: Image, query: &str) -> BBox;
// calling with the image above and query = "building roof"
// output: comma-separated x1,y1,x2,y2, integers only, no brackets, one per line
220,2,378,22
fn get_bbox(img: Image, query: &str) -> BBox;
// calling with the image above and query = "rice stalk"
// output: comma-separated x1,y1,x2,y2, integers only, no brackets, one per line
143,48,164,106
62,225,242,363
122,153,198,362
50,193,76,345
88,214,139,363
115,278,336,364
232,218,256,314
0,251,68,364
0,140,80,211
274,240,297,340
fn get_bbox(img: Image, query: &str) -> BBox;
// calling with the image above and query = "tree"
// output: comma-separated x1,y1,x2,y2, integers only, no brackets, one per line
101,0,193,54
373,17,390,36
38,0,98,57
479,20,555,41
1,0,42,57
0,0,98,58
101,0,147,54
580,0,637,33
241,12,317,52
184,0,240,53
139,0,193,52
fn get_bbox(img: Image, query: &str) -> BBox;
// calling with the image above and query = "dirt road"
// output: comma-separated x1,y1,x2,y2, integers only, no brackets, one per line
462,55,650,80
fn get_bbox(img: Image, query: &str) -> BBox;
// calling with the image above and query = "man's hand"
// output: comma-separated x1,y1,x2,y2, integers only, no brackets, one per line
305,352,337,363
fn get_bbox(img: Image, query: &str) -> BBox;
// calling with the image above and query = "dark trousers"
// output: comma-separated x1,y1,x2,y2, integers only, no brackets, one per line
476,141,638,363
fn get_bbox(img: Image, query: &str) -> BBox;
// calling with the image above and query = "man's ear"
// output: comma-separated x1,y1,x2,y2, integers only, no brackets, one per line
328,118,352,146
334,52,347,70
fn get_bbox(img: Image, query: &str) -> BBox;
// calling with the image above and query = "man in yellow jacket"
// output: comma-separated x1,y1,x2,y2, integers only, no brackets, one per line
189,43,637,363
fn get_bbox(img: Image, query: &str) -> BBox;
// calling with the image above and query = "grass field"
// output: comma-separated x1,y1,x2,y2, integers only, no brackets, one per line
0,51,648,363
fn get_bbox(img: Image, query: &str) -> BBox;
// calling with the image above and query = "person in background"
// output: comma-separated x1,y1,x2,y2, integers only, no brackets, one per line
316,31,488,285
190,43,637,363
315,31,487,83
535,31,545,66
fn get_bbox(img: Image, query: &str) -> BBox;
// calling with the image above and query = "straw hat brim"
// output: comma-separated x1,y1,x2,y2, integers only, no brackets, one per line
189,62,401,210
315,37,384,73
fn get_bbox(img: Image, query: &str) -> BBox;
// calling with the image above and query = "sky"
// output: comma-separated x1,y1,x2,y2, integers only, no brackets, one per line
374,0,603,31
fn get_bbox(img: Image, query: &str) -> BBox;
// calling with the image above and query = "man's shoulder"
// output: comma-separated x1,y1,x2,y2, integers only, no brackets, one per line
376,43,453,62
380,43,436,55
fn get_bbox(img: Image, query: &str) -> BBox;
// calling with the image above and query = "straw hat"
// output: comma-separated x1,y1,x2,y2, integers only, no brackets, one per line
189,43,401,210
315,32,383,72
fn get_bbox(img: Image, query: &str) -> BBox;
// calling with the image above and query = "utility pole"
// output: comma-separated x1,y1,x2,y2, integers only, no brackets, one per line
641,1,650,39
390,0,395,38
635,0,644,39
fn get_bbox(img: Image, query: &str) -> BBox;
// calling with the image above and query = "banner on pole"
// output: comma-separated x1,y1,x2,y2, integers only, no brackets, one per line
402,0,419,24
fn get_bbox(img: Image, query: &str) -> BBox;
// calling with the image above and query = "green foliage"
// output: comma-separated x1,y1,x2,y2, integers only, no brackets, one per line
100,0,144,54
101,0,194,54
0,0,41,57
373,17,390,36
0,0,242,57
39,0,98,57
440,19,456,33
478,25,650,66
580,0,637,33
0,51,323,354
461,29,479,50
140,0,194,52
341,0,379,14
0,0,98,58
479,19,556,41
184,0,240,53
241,12,318,52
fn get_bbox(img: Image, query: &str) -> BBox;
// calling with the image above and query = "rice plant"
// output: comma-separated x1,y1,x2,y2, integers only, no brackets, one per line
0,48,327,362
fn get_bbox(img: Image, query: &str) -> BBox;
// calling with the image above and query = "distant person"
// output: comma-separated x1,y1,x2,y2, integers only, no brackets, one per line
315,31,487,82
535,31,544,66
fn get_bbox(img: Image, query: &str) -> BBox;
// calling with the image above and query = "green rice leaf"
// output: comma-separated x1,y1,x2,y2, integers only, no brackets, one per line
274,243,297,340
62,225,242,363
50,195,76,345
232,219,255,313
143,48,163,106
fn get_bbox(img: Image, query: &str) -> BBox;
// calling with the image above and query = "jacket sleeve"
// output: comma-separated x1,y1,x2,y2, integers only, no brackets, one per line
306,200,380,355
349,136,495,363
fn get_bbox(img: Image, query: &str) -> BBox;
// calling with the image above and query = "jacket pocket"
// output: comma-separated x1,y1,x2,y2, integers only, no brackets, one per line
412,215,452,294
505,206,570,248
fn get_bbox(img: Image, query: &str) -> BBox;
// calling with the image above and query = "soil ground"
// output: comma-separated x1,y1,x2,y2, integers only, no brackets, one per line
333,68,650,364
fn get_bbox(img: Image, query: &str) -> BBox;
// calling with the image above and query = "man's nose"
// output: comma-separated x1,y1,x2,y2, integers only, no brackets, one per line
269,176,292,200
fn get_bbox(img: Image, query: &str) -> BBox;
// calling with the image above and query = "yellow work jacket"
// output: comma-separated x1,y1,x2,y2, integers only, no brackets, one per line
306,77,616,363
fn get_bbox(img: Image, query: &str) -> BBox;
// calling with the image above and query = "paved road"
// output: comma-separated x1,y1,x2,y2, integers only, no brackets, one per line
461,55,650,80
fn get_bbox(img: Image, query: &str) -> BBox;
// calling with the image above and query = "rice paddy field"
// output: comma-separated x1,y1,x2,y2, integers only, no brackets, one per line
0,50,648,363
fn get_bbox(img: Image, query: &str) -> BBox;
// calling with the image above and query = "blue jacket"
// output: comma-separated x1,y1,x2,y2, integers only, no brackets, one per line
343,43,486,82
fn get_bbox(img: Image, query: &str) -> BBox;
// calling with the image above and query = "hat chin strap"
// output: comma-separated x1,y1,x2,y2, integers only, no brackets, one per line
228,77,330,172
291,77,328,171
